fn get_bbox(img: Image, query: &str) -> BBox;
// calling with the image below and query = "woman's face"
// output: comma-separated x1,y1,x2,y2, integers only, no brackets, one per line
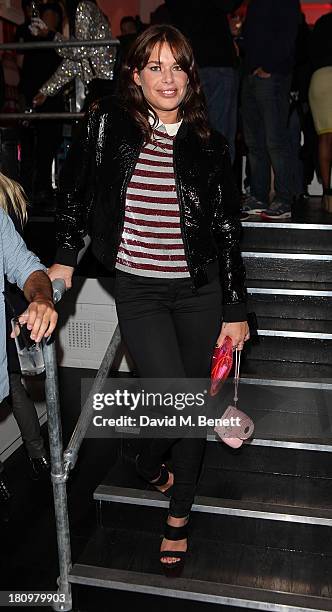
133,42,189,124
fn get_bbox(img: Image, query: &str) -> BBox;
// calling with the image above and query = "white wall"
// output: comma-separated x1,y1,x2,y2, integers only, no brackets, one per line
56,277,130,371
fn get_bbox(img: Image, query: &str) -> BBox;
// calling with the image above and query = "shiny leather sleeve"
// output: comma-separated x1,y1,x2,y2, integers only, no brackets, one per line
211,143,247,322
55,105,99,266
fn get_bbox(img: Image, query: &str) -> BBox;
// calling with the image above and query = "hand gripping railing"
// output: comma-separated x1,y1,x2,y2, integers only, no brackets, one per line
43,279,121,611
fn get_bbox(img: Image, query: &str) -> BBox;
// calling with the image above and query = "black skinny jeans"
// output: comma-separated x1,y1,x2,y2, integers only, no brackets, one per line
0,374,45,475
115,269,222,518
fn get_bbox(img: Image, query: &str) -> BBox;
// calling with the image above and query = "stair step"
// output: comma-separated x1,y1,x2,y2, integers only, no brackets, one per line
203,442,332,472
95,442,332,522
256,318,332,334
95,484,332,526
217,379,332,442
69,564,332,612
241,359,332,381
243,252,332,283
248,292,332,321
243,334,332,364
247,280,332,292
69,506,332,611
242,222,332,253
114,378,332,448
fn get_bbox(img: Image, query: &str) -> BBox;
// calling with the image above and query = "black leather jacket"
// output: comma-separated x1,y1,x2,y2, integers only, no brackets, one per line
56,97,247,321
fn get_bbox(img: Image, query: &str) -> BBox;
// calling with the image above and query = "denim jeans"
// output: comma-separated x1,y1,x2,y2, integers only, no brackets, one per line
200,66,239,163
241,73,294,205
115,269,222,518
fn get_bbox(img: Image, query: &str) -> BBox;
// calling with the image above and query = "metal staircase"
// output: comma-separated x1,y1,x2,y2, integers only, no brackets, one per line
67,220,332,611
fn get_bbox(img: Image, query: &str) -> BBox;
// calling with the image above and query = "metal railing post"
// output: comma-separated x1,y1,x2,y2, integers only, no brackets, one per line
42,280,122,610
43,280,72,611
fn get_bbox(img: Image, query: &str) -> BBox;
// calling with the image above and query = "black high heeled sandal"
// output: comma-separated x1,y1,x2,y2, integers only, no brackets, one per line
160,519,188,577
135,454,174,498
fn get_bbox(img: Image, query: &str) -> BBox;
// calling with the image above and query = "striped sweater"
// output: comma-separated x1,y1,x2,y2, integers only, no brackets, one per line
115,122,190,278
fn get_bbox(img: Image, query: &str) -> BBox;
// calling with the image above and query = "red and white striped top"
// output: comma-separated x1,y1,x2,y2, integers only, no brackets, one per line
115,123,190,278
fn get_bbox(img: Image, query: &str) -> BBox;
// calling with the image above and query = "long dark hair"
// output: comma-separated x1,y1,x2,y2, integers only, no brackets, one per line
119,25,211,142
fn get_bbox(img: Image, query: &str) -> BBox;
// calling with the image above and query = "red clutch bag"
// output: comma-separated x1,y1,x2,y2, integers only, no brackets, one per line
210,336,233,397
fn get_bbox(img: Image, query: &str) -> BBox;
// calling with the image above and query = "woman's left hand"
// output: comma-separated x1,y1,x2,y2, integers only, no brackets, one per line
216,321,250,351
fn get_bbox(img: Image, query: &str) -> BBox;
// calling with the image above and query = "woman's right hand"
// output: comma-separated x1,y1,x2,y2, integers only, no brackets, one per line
48,264,74,289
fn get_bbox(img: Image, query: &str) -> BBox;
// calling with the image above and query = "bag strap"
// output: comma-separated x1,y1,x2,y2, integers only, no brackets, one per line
233,348,242,405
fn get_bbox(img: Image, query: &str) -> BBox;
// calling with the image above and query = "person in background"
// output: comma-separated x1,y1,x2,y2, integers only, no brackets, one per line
16,1,65,208
0,173,51,488
32,0,116,111
165,0,244,164
288,10,312,204
113,17,139,89
120,16,138,37
241,0,300,220
0,184,57,512
308,11,332,214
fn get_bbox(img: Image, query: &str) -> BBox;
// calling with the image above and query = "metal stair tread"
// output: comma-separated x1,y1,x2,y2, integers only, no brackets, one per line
242,249,332,258
246,279,332,293
93,484,332,525
69,563,332,611
255,317,332,334
240,358,332,380
69,514,332,610
242,221,332,230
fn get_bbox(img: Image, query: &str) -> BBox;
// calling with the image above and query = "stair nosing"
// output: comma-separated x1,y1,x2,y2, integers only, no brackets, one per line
240,377,332,390
242,222,332,231
256,329,332,339
248,287,332,297
93,485,332,525
69,564,332,611
243,252,332,260
209,435,332,453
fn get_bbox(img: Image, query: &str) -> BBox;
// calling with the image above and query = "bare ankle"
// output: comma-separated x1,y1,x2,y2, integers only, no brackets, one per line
167,515,189,528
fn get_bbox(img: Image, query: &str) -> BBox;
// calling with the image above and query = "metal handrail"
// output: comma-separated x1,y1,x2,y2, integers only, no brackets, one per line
63,325,121,475
44,279,121,611
0,38,120,51
0,113,85,121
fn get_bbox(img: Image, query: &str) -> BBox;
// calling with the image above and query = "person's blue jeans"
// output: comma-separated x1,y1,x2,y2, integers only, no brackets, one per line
241,73,294,205
200,66,239,163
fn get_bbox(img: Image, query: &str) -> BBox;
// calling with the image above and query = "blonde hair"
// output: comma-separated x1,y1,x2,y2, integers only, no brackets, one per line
0,172,28,227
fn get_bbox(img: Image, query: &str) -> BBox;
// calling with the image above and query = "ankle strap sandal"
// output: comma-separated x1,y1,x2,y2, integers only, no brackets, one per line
160,519,189,575
135,455,174,498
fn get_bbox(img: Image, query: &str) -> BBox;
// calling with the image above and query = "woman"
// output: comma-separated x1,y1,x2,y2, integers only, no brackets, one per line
48,25,249,572
308,11,332,213
0,172,51,492
32,0,116,110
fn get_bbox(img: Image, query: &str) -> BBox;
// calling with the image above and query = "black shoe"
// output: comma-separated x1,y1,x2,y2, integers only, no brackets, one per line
160,516,189,577
28,455,51,480
0,473,11,503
